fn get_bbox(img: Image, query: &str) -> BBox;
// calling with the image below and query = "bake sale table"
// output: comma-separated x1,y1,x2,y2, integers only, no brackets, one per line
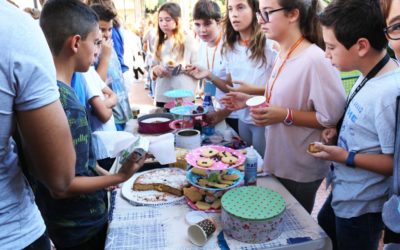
105,175,332,250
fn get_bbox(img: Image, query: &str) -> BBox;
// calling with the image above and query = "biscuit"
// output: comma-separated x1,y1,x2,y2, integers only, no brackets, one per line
183,187,203,202
196,158,214,168
207,182,229,189
308,142,321,153
191,167,207,176
201,148,219,158
198,178,208,187
221,156,238,164
218,151,233,158
219,179,234,185
222,173,240,181
196,201,211,210
211,199,221,209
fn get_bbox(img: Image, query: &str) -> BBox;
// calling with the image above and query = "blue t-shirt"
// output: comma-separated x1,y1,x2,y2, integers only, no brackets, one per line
96,48,132,127
112,27,129,73
32,81,107,248
71,72,88,107
331,68,400,218
0,2,57,248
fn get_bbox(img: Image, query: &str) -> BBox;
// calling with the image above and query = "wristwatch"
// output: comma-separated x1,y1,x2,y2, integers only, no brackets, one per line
345,150,357,168
283,108,293,126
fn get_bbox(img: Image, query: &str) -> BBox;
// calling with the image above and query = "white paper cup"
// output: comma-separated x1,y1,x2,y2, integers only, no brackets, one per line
246,96,268,109
188,218,217,246
175,129,201,149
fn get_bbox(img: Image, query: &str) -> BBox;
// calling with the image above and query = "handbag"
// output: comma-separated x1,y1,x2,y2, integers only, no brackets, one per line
382,96,400,233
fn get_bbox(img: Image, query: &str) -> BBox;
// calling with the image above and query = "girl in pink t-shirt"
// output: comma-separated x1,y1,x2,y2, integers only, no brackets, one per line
222,0,346,213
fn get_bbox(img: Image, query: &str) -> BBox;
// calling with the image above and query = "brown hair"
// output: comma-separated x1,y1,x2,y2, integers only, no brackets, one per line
380,0,393,20
154,2,185,62
279,0,324,49
87,0,120,27
222,0,267,65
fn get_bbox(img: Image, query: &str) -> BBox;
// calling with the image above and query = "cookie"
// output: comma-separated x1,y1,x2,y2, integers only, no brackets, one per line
211,199,221,209
219,179,234,185
221,156,238,164
183,187,203,202
308,142,322,153
196,201,211,210
218,151,233,158
198,178,208,187
201,148,219,158
222,173,240,181
191,167,207,176
197,158,214,168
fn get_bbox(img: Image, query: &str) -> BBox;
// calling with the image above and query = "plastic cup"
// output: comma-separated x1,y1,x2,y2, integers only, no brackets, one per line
188,218,217,246
246,96,268,109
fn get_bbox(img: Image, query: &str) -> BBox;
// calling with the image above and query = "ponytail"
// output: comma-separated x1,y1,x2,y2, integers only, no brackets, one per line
279,0,324,49
301,0,324,49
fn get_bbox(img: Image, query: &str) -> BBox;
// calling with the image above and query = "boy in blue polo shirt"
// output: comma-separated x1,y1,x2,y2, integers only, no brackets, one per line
310,0,400,249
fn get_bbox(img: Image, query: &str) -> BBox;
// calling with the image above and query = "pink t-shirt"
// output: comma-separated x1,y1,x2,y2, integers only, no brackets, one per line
263,44,346,182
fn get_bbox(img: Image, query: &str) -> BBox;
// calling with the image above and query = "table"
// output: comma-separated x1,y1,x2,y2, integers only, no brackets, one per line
105,175,332,250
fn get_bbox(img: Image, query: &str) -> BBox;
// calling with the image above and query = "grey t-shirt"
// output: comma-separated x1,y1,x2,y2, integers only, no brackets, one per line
332,68,400,218
0,2,59,248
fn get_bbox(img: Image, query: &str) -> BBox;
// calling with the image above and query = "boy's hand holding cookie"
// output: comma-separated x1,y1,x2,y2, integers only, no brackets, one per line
307,143,348,164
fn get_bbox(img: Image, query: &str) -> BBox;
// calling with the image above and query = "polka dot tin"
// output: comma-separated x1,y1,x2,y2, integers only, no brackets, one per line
221,186,286,243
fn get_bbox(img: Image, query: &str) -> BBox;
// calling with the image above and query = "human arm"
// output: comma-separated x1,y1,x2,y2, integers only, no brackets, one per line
308,143,393,176
17,101,76,196
102,86,117,108
227,80,265,95
51,152,147,198
89,95,113,123
219,92,251,111
204,109,232,125
185,64,233,93
96,37,113,82
250,107,325,129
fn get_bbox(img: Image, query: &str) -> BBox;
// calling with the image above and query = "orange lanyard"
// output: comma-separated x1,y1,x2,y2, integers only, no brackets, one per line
266,36,304,103
206,32,222,71
239,37,250,47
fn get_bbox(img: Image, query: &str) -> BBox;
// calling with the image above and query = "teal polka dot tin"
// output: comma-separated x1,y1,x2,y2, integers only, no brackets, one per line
221,186,286,243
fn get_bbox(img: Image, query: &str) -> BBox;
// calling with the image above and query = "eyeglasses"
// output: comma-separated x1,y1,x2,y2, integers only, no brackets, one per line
384,23,400,40
256,7,289,23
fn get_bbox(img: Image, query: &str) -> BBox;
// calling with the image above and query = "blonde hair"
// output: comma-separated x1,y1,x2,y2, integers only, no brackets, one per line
154,2,185,62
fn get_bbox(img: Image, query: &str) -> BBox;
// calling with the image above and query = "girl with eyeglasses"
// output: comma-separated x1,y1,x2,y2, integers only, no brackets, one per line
151,3,199,108
221,0,346,213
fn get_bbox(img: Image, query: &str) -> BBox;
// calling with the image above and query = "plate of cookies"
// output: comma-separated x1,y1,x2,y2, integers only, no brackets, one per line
186,167,244,191
185,145,246,170
183,186,224,212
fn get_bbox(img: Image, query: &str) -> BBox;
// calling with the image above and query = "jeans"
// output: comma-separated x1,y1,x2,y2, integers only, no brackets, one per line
318,193,383,250
238,120,265,156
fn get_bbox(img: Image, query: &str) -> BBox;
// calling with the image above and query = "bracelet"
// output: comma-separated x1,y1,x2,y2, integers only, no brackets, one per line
283,108,293,126
345,150,357,168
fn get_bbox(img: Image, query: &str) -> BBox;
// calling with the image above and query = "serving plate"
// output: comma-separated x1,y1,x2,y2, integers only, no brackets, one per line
121,168,186,206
